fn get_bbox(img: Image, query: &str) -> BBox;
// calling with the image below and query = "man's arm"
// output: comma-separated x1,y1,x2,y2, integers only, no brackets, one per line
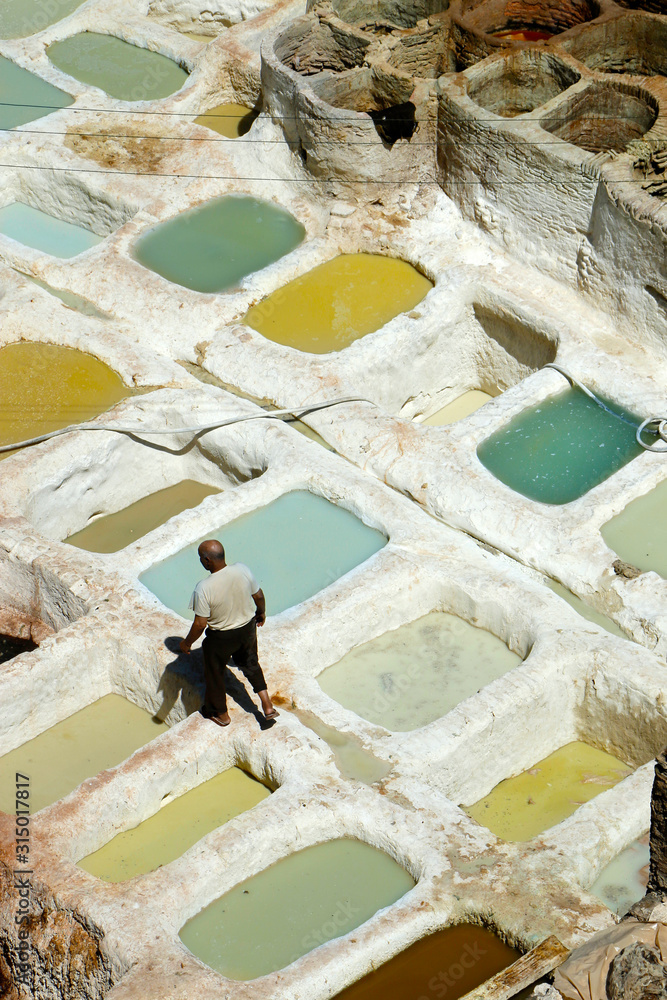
180,615,208,653
252,589,266,626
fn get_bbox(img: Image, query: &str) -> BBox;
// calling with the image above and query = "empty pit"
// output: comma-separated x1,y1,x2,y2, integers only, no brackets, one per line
0,56,73,130
0,694,168,814
589,833,650,915
194,103,259,137
601,477,667,579
0,0,84,38
133,195,305,294
561,16,667,77
317,610,522,731
65,481,222,553
46,32,189,102
333,923,520,1000
78,766,270,882
244,254,433,353
541,83,658,153
312,68,417,140
179,838,415,979
0,202,103,258
0,343,130,460
477,386,643,504
274,16,370,76
0,635,36,665
464,741,633,841
461,0,600,37
139,491,387,619
467,50,580,118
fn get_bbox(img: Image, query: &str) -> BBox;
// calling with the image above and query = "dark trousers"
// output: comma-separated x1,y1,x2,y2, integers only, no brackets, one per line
201,618,267,716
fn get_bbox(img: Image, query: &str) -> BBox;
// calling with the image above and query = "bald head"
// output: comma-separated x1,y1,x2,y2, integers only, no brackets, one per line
198,539,226,572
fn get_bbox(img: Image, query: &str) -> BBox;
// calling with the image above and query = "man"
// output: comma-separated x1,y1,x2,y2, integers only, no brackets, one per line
179,539,278,726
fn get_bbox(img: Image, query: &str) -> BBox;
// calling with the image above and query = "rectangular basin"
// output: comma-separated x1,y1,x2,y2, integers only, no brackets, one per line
464,741,633,841
66,481,221,553
477,388,642,504
179,838,415,979
333,923,520,1000
139,491,387,619
317,611,521,731
590,833,650,915
0,55,73,127
0,694,168,814
78,766,270,882
0,203,103,258
601,478,667,579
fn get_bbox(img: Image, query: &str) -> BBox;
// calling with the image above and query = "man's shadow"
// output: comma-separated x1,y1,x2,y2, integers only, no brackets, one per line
155,637,276,730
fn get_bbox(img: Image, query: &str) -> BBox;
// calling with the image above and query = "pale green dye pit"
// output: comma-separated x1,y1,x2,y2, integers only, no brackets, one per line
0,694,168,814
179,838,415,980
477,388,642,504
601,478,667,579
140,491,386,619
0,56,73,129
548,580,627,639
0,203,103,258
0,0,83,38
47,33,189,102
134,195,305,294
590,834,650,915
78,766,270,882
317,611,521,731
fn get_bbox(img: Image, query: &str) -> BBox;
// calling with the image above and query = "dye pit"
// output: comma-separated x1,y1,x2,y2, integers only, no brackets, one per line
477,388,642,504
140,490,386,618
0,342,129,457
195,103,258,137
317,611,521,731
46,32,189,102
421,389,497,426
244,254,433,353
179,839,415,980
66,481,221,552
0,55,72,129
134,195,305,293
0,203,103,258
601,477,667,579
79,766,270,882
333,923,521,1000
0,0,84,38
0,694,168,814
465,741,633,842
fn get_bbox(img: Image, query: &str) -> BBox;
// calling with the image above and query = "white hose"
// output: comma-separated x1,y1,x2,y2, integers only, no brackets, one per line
0,396,369,455
544,363,665,452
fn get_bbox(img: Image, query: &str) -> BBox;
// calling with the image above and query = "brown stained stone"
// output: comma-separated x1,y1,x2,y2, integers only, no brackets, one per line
605,942,667,999
612,558,643,579
647,747,667,896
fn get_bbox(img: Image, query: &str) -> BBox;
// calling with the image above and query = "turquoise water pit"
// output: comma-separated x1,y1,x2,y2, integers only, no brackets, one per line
0,56,73,129
133,196,305,293
47,32,189,102
139,491,387,618
179,838,415,979
477,387,642,504
0,203,103,258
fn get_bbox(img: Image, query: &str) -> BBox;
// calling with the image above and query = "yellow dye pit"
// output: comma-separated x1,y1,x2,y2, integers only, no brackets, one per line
79,766,270,882
194,103,258,138
0,694,168,814
422,389,496,426
65,480,221,553
244,253,433,354
465,741,632,842
0,342,128,459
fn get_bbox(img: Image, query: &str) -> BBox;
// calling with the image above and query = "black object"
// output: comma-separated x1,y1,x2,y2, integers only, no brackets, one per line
368,101,417,145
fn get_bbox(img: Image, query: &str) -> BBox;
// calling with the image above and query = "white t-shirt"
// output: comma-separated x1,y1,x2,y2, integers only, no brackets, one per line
189,563,260,631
